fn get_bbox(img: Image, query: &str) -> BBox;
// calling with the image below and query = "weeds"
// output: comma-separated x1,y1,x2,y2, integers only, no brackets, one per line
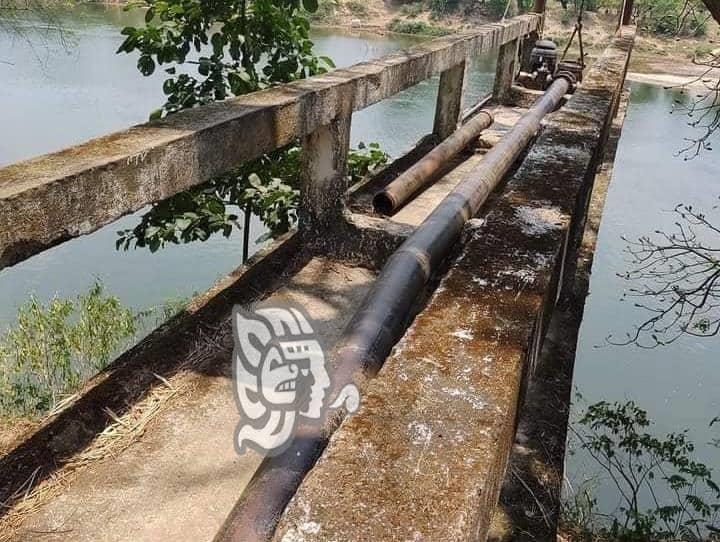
0,282,137,417
0,284,194,418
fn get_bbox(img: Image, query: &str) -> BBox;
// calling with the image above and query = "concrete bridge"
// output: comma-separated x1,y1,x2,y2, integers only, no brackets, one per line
0,7,636,541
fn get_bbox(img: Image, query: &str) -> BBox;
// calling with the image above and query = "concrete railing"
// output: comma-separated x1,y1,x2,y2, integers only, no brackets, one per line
0,14,541,270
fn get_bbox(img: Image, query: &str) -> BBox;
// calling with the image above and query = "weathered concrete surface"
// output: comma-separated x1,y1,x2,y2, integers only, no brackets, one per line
271,29,635,542
434,61,467,140
488,89,631,542
0,232,304,519
300,102,352,234
0,14,540,270
493,37,520,104
3,257,375,542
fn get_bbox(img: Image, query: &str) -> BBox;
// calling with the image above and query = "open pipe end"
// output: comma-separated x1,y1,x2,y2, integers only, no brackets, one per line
373,191,398,215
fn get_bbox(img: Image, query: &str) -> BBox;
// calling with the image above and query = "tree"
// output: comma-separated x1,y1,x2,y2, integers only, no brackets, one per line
115,0,387,255
612,202,720,348
564,400,720,541
700,0,720,24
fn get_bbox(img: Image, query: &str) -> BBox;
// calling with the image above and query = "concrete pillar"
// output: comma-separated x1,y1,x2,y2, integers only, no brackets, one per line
433,60,467,140
520,30,539,72
299,110,352,234
493,37,519,105
621,0,634,25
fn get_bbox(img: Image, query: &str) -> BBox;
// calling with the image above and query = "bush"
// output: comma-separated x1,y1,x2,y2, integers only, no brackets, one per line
387,18,452,35
0,283,138,417
309,0,339,21
564,400,720,541
429,0,458,15
345,0,368,15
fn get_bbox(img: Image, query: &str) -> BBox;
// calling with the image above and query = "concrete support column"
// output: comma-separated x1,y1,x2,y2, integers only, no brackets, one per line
493,37,519,105
433,60,467,140
621,0,634,25
299,109,352,234
520,30,539,72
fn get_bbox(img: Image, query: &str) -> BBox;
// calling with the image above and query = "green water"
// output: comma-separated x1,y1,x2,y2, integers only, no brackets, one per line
1,3,719,518
567,82,720,515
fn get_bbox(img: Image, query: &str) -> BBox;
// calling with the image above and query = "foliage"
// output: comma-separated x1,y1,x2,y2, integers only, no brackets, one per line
116,142,388,251
387,17,452,35
117,0,389,252
347,141,389,181
117,0,333,119
345,0,368,15
0,283,137,417
308,0,339,22
611,201,720,348
564,400,720,541
634,0,710,37
428,0,458,16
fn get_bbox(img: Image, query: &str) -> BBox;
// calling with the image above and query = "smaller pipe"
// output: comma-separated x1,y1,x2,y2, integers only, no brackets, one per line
373,110,494,215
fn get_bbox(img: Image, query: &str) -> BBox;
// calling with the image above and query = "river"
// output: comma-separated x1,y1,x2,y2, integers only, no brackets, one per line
0,4,493,325
1,3,719,519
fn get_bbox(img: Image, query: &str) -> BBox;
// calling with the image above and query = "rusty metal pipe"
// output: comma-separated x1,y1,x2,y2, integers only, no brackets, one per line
214,76,571,542
373,110,494,215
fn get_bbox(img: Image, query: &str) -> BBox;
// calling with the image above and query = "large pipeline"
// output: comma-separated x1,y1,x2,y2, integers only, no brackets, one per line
373,110,494,215
214,75,571,542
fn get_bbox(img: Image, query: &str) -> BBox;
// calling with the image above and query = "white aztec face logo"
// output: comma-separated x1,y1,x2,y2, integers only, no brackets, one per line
232,303,358,455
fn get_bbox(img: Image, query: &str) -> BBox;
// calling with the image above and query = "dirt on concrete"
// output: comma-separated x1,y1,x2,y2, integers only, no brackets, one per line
2,257,376,542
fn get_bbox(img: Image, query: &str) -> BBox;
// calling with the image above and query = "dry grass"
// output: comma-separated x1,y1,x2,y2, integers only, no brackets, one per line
0,324,231,542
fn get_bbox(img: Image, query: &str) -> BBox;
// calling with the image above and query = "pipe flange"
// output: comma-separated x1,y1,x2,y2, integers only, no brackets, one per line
553,70,578,90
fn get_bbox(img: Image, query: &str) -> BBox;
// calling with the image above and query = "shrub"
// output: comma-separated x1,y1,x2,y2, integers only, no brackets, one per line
564,400,720,541
345,0,368,16
387,18,452,36
636,0,709,37
0,283,138,417
309,0,339,21
429,0,458,15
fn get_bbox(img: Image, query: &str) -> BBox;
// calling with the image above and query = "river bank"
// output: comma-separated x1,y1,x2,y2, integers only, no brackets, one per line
311,0,720,85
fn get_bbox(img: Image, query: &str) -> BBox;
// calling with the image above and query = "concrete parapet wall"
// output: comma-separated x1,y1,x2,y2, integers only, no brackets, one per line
272,29,635,542
0,15,540,270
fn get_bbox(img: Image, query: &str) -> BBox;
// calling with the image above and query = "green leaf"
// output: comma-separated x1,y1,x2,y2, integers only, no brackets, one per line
138,55,156,76
319,55,335,68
